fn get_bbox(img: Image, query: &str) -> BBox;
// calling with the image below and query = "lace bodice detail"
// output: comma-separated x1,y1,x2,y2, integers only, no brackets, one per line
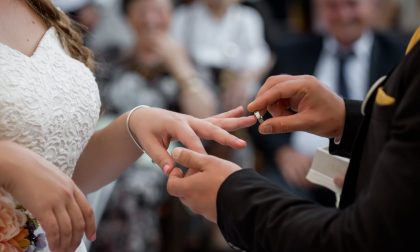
0,27,101,177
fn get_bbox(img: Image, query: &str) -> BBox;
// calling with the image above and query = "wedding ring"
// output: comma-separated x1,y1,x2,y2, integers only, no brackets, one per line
254,111,264,124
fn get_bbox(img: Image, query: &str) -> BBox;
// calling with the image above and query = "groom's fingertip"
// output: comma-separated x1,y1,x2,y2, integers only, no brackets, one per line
172,148,182,160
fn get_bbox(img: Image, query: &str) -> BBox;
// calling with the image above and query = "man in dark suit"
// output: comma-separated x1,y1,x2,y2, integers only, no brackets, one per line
165,19,420,252
250,0,408,206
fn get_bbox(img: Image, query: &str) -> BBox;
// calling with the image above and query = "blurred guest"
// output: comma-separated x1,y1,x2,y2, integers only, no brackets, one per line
172,0,272,110
251,0,408,206
107,0,216,117
90,0,216,251
53,0,100,33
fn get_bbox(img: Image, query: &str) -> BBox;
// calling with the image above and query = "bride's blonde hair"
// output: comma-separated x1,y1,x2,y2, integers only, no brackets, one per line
24,0,95,70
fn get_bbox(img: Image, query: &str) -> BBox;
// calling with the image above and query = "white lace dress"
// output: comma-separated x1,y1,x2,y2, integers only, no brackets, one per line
0,27,101,251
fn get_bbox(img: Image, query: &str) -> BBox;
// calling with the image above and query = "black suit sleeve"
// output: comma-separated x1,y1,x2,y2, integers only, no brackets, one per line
329,100,363,158
216,43,420,252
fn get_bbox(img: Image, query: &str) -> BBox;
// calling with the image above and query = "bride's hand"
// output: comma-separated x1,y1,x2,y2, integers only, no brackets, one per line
0,141,96,252
129,106,256,174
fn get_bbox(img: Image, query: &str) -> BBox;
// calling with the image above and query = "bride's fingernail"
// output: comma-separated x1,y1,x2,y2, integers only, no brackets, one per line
163,165,170,175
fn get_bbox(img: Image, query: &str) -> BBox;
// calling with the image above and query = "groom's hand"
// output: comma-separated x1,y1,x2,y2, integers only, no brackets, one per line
248,75,345,138
167,147,241,223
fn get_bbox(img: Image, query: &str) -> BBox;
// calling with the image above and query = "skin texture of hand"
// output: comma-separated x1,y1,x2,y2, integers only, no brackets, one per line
129,106,256,174
276,146,314,188
0,141,96,252
167,147,241,223
248,75,346,138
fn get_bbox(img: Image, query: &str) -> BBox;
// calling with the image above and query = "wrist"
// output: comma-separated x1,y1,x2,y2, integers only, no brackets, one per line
126,105,151,152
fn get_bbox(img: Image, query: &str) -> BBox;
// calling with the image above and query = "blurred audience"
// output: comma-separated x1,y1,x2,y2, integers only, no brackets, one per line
105,0,216,117
53,0,100,36
172,0,272,111
251,0,409,206
397,0,420,32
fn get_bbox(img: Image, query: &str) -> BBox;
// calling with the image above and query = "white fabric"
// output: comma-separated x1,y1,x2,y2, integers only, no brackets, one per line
0,27,101,251
171,1,271,71
292,32,374,156
34,227,87,252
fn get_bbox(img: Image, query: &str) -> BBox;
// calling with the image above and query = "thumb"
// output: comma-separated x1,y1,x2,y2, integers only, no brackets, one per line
172,147,207,172
258,113,307,135
167,168,186,197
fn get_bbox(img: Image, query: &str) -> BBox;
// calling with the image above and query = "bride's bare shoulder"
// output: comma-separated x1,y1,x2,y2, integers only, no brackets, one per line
0,0,48,57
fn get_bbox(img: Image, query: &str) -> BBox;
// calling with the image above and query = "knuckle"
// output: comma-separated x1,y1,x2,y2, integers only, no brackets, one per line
59,186,74,200
273,121,286,133
174,116,186,125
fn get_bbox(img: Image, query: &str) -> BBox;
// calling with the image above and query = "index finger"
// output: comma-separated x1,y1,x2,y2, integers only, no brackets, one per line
172,147,207,171
248,79,303,113
255,75,294,98
167,167,187,197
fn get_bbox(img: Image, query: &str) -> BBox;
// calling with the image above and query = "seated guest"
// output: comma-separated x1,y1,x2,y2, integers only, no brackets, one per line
108,0,216,118
172,0,272,110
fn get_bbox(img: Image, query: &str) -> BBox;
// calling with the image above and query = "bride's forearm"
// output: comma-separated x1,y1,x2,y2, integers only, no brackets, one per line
73,112,143,194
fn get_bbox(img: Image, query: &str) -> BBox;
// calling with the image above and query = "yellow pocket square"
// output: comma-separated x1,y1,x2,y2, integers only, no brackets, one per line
375,87,395,106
